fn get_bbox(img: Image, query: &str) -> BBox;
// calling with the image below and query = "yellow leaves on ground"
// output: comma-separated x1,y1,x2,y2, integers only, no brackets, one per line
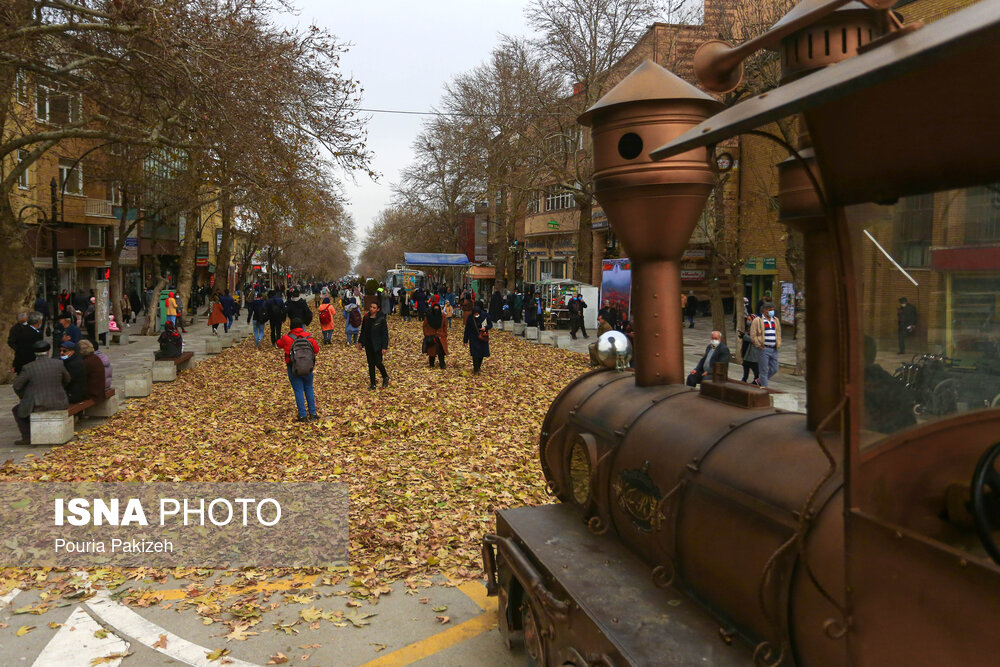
0,316,589,617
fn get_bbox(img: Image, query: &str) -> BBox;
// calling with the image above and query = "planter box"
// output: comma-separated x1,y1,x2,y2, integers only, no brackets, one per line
30,410,74,445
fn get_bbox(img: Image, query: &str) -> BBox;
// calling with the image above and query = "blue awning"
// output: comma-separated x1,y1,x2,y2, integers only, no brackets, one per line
404,253,470,266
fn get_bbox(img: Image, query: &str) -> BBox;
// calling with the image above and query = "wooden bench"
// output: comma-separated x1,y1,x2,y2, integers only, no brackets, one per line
110,331,130,345
153,351,194,381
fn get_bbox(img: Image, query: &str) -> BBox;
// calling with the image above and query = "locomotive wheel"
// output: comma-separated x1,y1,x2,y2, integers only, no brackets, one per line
970,441,1000,565
520,602,545,667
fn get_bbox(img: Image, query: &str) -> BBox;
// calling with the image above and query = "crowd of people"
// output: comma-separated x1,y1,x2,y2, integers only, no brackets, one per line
7,310,114,446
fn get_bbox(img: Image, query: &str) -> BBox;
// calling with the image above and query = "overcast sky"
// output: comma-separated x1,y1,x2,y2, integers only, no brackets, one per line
289,0,537,258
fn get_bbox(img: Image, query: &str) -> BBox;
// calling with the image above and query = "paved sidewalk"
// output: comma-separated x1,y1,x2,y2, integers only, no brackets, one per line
499,314,809,412
1,312,251,466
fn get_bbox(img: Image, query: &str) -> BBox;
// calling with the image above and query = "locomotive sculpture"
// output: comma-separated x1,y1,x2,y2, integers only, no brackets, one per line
483,0,1000,664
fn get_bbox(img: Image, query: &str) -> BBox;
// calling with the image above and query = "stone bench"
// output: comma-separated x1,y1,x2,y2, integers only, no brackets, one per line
124,369,152,397
110,331,129,345
220,334,235,348
29,399,94,445
525,326,539,341
86,388,120,418
512,322,526,336
205,338,222,354
153,351,194,382
540,331,559,347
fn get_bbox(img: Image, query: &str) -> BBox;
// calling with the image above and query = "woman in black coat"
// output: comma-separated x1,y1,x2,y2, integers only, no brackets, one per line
488,291,503,323
463,301,493,374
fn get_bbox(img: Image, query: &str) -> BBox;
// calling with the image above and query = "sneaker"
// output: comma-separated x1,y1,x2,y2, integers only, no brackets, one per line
308,413,319,421
295,416,308,423
369,383,377,391
382,377,390,388
13,439,31,446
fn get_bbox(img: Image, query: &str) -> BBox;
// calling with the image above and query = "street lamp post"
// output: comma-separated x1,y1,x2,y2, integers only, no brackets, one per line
50,177,60,354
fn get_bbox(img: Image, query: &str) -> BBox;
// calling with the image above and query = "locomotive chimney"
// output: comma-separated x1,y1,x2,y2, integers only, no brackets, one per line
579,61,722,386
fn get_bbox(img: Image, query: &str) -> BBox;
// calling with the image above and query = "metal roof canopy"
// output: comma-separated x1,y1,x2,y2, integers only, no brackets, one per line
403,253,470,266
650,0,1000,206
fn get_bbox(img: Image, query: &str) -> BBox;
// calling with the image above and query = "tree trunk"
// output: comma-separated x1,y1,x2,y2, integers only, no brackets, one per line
709,260,726,345
175,207,200,321
213,187,233,295
140,256,167,336
0,200,36,382
575,196,593,284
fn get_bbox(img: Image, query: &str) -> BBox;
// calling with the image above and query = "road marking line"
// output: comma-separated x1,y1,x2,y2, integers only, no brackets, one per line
453,580,489,611
0,588,21,608
33,606,129,667
356,598,498,667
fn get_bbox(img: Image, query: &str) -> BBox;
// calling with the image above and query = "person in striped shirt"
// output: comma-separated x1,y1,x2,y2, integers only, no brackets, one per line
749,302,781,387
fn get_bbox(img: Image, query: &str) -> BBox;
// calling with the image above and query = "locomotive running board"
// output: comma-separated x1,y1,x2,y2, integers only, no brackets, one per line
487,504,752,666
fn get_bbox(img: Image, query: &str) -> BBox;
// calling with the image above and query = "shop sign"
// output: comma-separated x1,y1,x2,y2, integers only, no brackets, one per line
196,258,208,267
744,256,757,269
122,235,138,263
763,256,777,270
681,270,706,281
683,248,707,259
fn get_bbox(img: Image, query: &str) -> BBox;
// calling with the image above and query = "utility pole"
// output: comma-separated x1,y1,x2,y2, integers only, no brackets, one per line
50,177,60,355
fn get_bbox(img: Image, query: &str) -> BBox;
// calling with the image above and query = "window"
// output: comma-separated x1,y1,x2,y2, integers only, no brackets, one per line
16,71,28,105
88,226,106,248
966,184,1000,243
893,192,933,267
545,188,575,212
36,85,81,124
59,159,83,195
17,150,30,189
540,260,566,279
528,191,540,214
107,183,123,206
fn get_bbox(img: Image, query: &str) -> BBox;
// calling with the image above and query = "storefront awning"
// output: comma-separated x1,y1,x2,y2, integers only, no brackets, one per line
403,253,470,266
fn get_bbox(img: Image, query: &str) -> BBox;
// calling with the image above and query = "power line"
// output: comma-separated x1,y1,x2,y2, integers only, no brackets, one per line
351,107,565,118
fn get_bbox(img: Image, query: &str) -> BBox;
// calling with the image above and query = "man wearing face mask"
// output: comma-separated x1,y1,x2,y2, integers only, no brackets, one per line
59,341,88,403
749,302,781,387
687,330,732,386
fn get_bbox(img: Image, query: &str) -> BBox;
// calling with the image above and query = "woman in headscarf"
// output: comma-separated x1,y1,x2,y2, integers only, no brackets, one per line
463,301,493,374
422,302,448,369
488,290,503,323
318,297,336,345
207,293,227,334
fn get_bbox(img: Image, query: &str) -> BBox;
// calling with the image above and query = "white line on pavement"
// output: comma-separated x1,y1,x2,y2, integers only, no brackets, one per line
0,588,21,608
86,590,262,667
32,606,129,667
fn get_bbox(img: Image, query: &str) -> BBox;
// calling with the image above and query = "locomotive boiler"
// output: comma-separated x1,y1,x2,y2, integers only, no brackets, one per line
483,0,1000,665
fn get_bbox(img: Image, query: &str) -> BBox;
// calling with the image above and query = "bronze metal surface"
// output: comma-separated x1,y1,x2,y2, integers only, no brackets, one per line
650,0,1000,167
580,60,721,386
493,504,755,665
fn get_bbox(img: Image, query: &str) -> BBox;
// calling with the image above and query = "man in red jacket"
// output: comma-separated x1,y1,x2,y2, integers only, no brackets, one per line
276,318,320,422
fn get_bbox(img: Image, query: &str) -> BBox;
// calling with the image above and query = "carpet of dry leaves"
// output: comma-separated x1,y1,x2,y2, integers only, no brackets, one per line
0,316,589,624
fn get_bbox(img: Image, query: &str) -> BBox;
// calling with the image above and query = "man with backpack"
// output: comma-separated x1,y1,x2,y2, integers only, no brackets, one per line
268,290,287,347
345,300,362,345
276,318,320,422
247,292,269,348
286,289,313,327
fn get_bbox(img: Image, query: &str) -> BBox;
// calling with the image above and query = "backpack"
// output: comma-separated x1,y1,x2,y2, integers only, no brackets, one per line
253,301,269,323
348,308,362,328
288,333,316,376
319,306,333,326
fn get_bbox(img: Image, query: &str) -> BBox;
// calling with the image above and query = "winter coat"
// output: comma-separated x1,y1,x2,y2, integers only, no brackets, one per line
463,312,493,358
286,298,313,326
693,342,732,377
9,323,43,374
63,353,88,403
318,303,336,332
359,312,389,351
208,302,227,326
12,356,69,417
156,330,183,358
488,293,503,322
422,312,448,356
749,315,782,350
82,353,107,402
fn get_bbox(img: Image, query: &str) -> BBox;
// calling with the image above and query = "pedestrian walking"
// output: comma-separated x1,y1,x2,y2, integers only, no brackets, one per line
463,302,493,374
685,291,699,328
318,298,336,344
897,296,918,355
165,291,178,327
84,296,97,342
358,301,390,390
588,315,614,366
488,290,503,323
219,290,236,331
443,301,454,329
568,293,588,340
286,289,313,326
737,319,760,385
276,318,320,422
268,291,287,346
345,300,362,345
174,292,188,332
129,290,142,324
399,290,411,322
8,312,43,375
749,302,781,387
422,303,448,369
11,340,69,446
208,294,228,334
120,293,132,327
247,292,269,347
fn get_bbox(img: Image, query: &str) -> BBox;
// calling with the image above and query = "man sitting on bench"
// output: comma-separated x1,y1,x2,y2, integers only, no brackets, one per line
12,340,69,446
60,340,88,403
155,321,183,360
78,339,111,403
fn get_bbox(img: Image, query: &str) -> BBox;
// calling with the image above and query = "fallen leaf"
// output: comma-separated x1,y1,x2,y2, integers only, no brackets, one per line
206,647,230,661
267,652,289,665
153,634,168,649
90,653,131,666
436,615,450,624
16,625,36,637
94,629,108,639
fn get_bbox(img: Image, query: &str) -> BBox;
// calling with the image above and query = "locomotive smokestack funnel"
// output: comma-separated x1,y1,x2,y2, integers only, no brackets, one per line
579,61,722,386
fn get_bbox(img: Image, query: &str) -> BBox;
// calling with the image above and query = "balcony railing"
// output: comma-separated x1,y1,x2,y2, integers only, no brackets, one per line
85,199,115,218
